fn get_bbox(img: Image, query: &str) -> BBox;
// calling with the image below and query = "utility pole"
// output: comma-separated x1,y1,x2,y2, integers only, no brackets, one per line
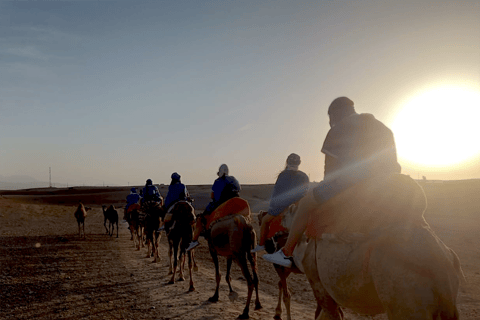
49,167,52,188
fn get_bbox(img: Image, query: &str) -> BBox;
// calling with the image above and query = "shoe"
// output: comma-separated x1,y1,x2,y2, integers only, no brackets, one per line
250,245,265,253
157,226,164,232
186,241,199,252
262,249,292,268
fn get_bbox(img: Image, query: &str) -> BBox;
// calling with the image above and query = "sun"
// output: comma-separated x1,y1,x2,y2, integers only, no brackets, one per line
392,86,480,167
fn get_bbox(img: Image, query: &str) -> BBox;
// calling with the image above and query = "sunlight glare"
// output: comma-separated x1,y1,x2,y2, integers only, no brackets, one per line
392,86,480,167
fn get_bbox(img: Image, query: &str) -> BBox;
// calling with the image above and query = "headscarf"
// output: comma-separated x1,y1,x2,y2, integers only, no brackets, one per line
217,164,229,177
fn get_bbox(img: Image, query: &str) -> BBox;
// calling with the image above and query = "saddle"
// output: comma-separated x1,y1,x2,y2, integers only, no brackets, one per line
305,173,428,240
126,203,141,215
205,197,251,230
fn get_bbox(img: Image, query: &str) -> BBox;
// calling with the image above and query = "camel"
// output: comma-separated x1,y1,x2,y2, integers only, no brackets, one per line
142,199,164,262
126,203,143,247
164,200,197,291
258,208,321,320
74,202,91,238
206,198,262,319
102,205,118,238
293,174,465,320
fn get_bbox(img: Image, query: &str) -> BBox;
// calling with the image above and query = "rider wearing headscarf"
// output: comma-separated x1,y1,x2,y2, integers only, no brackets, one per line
124,187,141,220
163,172,189,212
186,164,241,251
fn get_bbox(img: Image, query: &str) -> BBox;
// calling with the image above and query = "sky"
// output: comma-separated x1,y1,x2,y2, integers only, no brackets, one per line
1,0,479,187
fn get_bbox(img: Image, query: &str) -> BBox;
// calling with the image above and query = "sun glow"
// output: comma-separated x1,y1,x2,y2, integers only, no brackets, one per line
392,86,480,167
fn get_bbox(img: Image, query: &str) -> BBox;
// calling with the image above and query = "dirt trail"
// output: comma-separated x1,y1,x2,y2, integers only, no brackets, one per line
0,200,317,320
1,196,478,319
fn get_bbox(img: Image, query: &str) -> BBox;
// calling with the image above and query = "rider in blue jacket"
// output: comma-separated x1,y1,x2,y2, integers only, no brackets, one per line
164,172,189,212
141,179,162,204
186,164,241,251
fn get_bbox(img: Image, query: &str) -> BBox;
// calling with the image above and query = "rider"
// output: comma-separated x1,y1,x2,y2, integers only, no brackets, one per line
163,172,190,212
263,97,402,267
186,164,241,251
124,187,141,221
251,153,310,253
141,179,162,204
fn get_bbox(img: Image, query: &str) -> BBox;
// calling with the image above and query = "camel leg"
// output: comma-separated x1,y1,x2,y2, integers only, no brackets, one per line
168,241,174,274
208,250,221,303
192,250,198,272
274,280,283,320
116,222,118,238
153,231,161,263
247,251,262,311
280,270,292,320
237,253,254,319
145,236,151,258
226,257,234,293
178,247,186,281
187,251,195,292
104,218,109,234
82,222,85,238
169,240,179,284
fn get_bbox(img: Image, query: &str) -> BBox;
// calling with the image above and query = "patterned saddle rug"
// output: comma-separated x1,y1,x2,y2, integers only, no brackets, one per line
206,197,251,230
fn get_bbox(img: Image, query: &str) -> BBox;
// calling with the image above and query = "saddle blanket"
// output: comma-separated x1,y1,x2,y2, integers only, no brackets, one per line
126,203,141,215
267,214,287,239
305,174,428,240
206,197,251,230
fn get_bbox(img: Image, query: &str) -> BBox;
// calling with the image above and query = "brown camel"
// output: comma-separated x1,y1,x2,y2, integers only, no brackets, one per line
206,198,262,319
74,202,91,238
102,205,118,238
126,204,143,249
258,208,321,320
142,199,164,262
165,200,196,291
296,174,465,320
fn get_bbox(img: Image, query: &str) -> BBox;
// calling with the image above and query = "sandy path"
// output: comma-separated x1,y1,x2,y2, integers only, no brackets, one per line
1,197,478,319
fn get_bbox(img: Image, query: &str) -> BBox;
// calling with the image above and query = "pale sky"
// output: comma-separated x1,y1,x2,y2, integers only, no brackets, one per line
1,0,479,187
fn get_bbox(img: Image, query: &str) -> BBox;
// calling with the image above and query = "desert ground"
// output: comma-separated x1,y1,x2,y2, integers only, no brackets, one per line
1,181,479,319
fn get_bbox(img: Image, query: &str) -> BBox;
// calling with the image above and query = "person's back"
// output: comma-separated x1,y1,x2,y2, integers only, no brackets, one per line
213,175,241,205
322,112,400,180
164,173,188,211
142,179,161,203
126,192,141,206
268,169,309,217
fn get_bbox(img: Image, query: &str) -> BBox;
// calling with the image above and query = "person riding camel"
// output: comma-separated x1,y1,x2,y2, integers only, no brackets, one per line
263,96,402,267
186,164,241,251
124,187,141,221
251,153,310,253
141,179,162,205
163,172,190,212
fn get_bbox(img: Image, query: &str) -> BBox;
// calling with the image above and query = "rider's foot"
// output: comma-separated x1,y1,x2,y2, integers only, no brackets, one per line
250,245,265,253
158,225,165,231
186,241,199,252
262,249,292,268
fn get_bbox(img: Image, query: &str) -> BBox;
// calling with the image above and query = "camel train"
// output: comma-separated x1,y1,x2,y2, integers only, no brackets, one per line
75,176,464,320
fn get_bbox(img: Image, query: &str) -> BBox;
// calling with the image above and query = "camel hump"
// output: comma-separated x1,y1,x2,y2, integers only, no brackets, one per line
306,173,428,239
206,197,251,230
